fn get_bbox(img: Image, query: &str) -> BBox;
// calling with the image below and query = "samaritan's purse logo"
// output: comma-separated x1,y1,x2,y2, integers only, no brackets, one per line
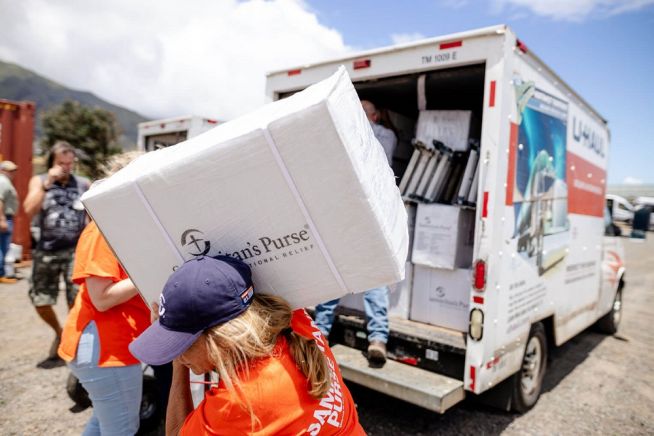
181,229,211,256
177,225,315,270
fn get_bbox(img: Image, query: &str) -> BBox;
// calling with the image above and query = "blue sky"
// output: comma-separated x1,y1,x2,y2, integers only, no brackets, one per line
306,0,654,184
1,0,652,184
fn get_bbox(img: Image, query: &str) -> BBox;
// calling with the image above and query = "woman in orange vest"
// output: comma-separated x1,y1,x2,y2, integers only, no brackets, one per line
130,255,365,435
59,152,151,435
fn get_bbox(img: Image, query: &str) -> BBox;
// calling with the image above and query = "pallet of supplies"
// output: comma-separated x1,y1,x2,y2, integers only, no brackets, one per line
82,67,408,309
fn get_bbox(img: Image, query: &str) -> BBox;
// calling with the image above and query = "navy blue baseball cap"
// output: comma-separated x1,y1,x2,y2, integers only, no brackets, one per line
129,255,254,365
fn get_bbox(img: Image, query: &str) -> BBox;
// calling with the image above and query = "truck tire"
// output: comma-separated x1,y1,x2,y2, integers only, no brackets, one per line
511,322,547,413
595,287,623,335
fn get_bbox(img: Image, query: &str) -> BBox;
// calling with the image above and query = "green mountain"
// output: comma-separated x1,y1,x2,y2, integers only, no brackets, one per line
0,59,149,149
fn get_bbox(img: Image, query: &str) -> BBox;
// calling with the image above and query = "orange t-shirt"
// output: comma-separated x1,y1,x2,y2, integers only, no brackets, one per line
181,309,365,436
58,221,150,367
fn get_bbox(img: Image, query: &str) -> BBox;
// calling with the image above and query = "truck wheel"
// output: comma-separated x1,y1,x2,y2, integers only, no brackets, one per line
595,287,622,334
511,322,547,413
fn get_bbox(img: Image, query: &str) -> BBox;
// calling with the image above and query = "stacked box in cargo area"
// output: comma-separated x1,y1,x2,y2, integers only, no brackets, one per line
409,204,475,332
341,107,477,332
402,110,476,332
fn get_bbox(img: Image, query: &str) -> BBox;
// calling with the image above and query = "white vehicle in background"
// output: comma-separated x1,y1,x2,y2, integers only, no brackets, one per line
606,194,634,223
266,24,626,414
137,116,220,151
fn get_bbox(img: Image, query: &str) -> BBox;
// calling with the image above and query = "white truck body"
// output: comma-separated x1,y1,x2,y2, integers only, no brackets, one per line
265,25,626,411
137,116,220,151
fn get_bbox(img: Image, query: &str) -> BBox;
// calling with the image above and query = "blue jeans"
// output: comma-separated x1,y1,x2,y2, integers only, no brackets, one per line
0,217,13,277
68,322,142,436
314,286,389,343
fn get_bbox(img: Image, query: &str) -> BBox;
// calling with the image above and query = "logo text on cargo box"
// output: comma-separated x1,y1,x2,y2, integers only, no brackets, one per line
180,225,315,269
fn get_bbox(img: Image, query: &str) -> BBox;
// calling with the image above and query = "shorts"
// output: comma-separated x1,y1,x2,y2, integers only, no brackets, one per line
29,248,79,307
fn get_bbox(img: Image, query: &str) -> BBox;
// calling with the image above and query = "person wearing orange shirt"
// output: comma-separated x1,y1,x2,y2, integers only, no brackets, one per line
58,153,151,435
130,255,365,436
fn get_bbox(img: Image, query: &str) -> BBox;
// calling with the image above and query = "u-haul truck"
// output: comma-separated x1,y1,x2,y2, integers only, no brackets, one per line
265,25,626,412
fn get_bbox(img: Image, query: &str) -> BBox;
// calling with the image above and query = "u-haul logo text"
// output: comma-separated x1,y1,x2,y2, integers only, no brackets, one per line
572,116,605,158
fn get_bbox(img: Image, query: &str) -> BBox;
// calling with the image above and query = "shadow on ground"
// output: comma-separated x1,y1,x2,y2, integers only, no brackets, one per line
348,325,609,436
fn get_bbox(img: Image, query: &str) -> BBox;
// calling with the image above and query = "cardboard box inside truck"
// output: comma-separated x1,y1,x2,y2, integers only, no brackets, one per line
410,266,471,332
82,67,408,310
412,203,474,270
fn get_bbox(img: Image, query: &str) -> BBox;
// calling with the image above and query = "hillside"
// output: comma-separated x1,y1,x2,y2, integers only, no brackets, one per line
0,60,149,149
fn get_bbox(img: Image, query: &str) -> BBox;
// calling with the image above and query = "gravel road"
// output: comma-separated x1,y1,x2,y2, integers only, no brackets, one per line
0,236,652,435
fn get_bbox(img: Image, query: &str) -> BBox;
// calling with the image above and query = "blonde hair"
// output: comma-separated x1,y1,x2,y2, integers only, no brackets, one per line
99,150,144,178
204,293,331,427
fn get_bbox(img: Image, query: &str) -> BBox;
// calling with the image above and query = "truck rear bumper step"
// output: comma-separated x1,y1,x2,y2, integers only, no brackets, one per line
332,344,465,413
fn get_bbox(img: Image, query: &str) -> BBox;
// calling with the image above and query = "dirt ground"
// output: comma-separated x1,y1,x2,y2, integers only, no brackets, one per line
0,235,652,435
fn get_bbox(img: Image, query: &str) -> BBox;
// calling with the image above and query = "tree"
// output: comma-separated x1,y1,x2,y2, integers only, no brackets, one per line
40,101,122,179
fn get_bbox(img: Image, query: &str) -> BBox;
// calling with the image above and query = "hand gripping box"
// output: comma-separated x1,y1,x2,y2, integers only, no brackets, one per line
82,67,408,309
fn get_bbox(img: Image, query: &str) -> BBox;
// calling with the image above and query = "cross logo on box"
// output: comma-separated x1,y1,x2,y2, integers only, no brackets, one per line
181,229,211,256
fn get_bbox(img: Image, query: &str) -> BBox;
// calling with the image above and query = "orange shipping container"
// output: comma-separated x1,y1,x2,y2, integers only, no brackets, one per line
0,99,35,259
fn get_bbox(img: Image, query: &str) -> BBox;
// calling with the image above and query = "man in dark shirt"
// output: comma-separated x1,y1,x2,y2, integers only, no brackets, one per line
24,141,89,367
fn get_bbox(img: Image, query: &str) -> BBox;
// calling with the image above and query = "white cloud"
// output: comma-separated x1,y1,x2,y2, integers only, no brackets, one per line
623,176,644,185
440,0,470,8
495,0,654,21
390,32,427,45
0,0,351,120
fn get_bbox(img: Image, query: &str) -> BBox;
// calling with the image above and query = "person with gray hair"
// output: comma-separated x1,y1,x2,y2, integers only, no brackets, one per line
24,141,90,367
0,160,19,284
361,100,397,164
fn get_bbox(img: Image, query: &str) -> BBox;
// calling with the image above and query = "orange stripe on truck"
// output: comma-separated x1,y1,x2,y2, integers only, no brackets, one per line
567,152,606,217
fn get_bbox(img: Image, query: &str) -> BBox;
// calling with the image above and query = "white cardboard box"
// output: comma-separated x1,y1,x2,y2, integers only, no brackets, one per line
415,110,471,151
410,266,471,332
412,203,474,270
340,261,413,320
82,67,408,309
